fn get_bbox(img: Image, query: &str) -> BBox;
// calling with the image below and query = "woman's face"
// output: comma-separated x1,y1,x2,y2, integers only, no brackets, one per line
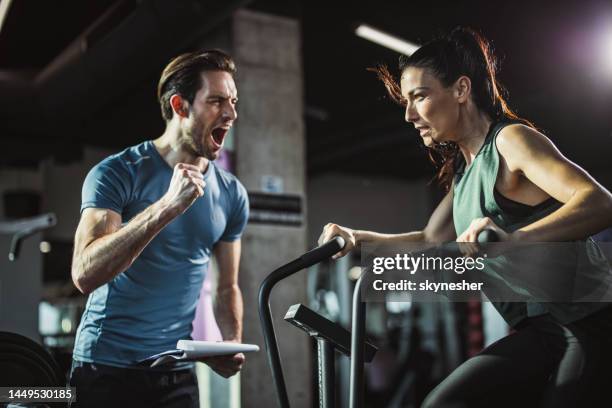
400,66,460,147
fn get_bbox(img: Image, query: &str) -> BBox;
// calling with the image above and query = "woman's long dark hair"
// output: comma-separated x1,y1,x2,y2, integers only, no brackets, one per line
373,27,532,191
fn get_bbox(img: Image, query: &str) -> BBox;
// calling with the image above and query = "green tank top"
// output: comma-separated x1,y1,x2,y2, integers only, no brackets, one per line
453,121,608,327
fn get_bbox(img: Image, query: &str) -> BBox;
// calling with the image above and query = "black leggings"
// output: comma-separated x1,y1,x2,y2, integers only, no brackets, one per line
422,309,612,408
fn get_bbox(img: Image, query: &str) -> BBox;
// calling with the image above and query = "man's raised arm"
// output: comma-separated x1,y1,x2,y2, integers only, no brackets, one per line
72,162,205,294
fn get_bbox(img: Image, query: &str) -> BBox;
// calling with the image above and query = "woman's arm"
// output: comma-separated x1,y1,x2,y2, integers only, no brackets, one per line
318,189,456,258
497,124,612,241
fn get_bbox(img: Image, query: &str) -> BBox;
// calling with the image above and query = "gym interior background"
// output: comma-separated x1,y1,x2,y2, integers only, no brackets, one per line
0,0,611,406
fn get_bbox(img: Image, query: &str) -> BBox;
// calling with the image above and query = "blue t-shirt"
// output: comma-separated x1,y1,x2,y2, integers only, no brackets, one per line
73,141,249,367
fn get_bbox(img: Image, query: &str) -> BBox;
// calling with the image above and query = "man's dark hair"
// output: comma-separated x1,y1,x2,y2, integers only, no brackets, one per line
157,49,236,121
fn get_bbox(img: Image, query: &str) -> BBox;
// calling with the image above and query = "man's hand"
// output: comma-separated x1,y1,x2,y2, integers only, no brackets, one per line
200,353,245,378
162,163,206,214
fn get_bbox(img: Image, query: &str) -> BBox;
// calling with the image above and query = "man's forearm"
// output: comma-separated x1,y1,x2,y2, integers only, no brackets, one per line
72,199,179,294
214,285,243,341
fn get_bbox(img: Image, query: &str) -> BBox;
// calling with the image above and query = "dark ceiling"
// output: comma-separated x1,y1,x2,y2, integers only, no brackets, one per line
0,1,119,69
1,0,611,185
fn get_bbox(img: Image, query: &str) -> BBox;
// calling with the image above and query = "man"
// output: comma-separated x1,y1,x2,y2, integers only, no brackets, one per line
69,50,249,408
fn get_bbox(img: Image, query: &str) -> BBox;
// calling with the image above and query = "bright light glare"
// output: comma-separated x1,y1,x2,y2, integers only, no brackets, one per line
603,26,612,71
348,266,362,281
0,0,13,35
355,24,419,56
39,241,52,253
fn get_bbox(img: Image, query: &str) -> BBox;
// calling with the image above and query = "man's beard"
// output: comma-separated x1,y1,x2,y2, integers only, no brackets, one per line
187,127,216,161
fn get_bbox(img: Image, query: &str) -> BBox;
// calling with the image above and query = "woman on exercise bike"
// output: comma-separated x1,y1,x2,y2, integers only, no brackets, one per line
318,27,612,407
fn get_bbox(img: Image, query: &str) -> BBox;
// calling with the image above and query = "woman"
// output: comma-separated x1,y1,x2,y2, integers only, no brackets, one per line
318,27,612,407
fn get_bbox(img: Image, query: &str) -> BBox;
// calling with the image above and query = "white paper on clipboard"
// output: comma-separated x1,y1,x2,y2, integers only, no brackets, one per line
139,340,260,368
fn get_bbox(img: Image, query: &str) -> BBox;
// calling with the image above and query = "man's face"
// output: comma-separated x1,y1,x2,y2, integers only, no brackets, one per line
182,70,237,161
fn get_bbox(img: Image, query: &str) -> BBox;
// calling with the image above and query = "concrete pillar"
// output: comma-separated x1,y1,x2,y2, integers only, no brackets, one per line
232,9,309,408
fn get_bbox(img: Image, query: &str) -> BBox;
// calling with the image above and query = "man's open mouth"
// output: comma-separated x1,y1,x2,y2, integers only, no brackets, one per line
211,127,228,146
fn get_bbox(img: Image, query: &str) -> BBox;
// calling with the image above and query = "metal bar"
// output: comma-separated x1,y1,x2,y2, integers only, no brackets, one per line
317,338,335,408
349,276,366,408
0,214,56,235
259,236,345,408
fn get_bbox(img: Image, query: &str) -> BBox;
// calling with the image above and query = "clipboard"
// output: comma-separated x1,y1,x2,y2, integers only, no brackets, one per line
138,340,260,367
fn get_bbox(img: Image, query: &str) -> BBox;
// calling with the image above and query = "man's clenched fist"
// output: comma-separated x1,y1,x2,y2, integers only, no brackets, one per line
162,163,206,214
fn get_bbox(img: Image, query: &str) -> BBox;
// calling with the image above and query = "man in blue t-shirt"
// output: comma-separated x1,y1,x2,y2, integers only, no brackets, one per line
69,50,249,408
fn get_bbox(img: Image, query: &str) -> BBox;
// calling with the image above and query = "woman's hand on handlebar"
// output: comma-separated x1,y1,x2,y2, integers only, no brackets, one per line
457,217,508,243
456,217,507,257
318,223,357,259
